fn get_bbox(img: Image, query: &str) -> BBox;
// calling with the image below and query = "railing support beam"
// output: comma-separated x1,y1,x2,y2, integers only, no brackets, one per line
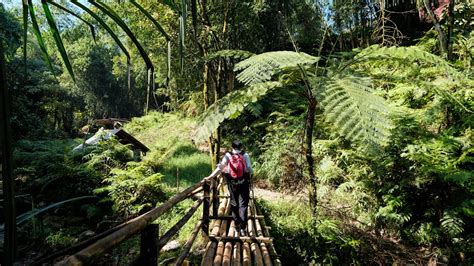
202,180,210,235
212,178,219,216
139,224,159,266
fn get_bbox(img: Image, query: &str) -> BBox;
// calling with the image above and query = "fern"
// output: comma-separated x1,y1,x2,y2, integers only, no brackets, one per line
234,51,319,85
195,81,283,140
440,211,465,238
315,75,393,148
206,49,255,61
355,45,454,71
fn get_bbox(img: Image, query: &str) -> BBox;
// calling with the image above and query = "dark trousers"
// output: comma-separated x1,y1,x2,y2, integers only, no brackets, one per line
225,174,250,230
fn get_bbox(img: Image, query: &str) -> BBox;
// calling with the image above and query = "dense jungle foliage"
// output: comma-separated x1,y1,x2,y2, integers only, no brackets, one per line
0,0,473,265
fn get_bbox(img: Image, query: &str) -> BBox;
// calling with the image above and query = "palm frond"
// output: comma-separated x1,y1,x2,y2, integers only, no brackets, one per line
71,1,132,88
130,0,170,41
49,1,97,42
92,1,154,71
196,81,283,140
235,51,319,85
28,0,56,76
41,0,76,82
316,75,393,148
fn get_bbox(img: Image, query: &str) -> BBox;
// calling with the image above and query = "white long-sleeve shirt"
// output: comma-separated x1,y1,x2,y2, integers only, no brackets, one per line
209,149,252,178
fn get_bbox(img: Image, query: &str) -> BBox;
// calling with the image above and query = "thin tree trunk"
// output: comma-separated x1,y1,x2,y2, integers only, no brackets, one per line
299,66,318,217
304,97,317,217
447,0,455,60
423,0,447,57
0,37,17,266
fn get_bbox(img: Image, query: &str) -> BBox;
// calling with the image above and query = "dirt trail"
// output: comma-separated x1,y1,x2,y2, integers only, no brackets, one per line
251,187,302,202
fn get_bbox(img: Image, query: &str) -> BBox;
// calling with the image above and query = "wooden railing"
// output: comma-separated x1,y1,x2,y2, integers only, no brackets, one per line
34,175,222,265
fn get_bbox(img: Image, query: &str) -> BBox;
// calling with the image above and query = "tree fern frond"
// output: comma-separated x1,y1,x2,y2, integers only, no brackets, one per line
441,211,465,237
355,45,454,72
235,51,319,85
195,81,283,140
206,49,255,61
316,75,393,148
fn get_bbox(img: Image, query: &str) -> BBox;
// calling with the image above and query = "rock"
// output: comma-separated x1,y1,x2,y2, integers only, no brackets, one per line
161,240,181,252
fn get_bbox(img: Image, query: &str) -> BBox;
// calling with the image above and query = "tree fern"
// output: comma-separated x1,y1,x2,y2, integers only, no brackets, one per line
440,211,465,238
315,75,393,148
234,51,319,85
195,81,283,140
206,49,255,61
354,45,455,73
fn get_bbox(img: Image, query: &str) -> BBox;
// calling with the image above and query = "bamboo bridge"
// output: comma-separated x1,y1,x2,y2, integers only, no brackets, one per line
34,175,281,265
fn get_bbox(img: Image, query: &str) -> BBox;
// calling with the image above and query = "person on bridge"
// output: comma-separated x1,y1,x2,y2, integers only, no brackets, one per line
208,140,253,237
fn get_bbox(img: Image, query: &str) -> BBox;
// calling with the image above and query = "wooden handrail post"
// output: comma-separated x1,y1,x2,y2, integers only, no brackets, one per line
202,180,210,235
139,224,159,266
212,178,219,217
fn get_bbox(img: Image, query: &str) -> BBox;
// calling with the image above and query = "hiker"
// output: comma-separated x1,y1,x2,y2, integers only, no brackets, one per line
207,140,252,236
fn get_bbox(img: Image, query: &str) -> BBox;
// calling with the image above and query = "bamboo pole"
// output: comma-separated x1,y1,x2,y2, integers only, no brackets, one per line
203,180,210,235
222,221,235,266
212,178,219,216
255,218,272,266
157,198,203,251
214,202,231,265
260,243,272,266
213,241,226,265
232,242,241,266
251,242,264,266
248,219,264,266
255,205,281,266
174,220,202,266
201,241,217,266
58,176,214,265
242,242,251,266
208,236,273,243
210,198,228,236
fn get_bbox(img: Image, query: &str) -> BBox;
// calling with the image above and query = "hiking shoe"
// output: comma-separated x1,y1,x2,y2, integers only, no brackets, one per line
240,229,247,237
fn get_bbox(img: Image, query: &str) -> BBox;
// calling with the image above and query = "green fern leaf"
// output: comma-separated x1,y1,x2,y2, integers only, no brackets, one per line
196,81,283,140
441,211,465,237
206,49,255,61
355,45,461,76
316,75,393,148
235,51,319,85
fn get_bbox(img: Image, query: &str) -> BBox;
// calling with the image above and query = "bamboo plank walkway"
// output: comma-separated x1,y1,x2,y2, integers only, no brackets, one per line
201,190,281,266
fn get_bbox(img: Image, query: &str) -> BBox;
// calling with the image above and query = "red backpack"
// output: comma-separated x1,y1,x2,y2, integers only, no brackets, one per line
228,153,246,179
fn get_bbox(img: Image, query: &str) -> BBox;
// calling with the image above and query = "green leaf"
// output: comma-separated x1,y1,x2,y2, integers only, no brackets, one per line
196,81,283,140
206,49,255,62
130,0,171,41
91,1,154,71
49,1,97,43
16,196,97,225
71,0,132,88
41,0,76,82
28,0,56,77
316,75,393,149
235,51,319,85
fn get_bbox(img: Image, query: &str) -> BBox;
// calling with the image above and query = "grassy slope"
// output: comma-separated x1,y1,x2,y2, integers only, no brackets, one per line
122,112,211,263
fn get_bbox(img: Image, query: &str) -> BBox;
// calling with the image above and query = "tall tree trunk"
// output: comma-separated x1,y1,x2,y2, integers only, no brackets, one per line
0,37,17,266
423,0,447,57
